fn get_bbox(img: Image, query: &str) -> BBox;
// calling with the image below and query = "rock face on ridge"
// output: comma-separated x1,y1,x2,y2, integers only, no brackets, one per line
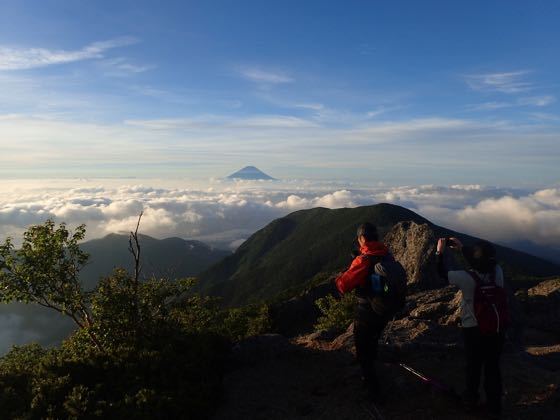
384,221,444,290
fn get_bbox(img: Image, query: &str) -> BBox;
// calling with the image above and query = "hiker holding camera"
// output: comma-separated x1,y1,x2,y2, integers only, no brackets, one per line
436,237,510,418
335,223,407,403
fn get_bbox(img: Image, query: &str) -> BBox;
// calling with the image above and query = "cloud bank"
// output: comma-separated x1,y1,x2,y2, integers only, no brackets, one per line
1,179,560,252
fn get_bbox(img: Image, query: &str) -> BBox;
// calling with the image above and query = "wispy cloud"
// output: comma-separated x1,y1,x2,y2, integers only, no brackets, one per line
294,103,324,111
518,95,555,107
528,112,560,122
125,114,317,130
0,37,138,71
100,57,153,76
465,70,532,93
468,95,555,111
467,101,512,111
238,66,293,84
232,115,317,128
365,105,400,119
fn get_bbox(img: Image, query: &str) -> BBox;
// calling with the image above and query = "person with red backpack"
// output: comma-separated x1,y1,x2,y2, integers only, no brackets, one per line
436,237,510,418
335,223,407,402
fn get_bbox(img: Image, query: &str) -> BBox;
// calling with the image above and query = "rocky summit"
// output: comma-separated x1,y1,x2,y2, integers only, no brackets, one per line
216,221,559,419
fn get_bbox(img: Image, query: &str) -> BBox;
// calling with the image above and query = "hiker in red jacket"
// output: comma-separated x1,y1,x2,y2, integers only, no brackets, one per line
335,222,390,401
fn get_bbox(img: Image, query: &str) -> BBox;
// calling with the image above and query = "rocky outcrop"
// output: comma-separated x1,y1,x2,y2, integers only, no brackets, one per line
517,278,560,337
270,280,338,337
297,286,463,355
383,221,444,290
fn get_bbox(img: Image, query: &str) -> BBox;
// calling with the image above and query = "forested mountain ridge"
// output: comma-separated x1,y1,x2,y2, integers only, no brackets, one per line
80,233,230,288
197,203,560,305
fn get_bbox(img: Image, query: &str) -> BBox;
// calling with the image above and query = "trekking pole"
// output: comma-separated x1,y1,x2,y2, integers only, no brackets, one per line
398,363,459,399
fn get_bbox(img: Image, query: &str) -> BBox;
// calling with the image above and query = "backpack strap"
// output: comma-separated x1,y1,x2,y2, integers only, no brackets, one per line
467,270,481,285
361,254,384,269
468,269,496,286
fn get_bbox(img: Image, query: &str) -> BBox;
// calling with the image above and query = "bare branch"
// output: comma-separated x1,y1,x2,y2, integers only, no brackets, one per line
129,211,143,284
128,211,144,332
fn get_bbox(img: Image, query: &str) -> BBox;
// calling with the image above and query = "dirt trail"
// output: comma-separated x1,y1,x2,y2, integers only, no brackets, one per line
214,334,559,420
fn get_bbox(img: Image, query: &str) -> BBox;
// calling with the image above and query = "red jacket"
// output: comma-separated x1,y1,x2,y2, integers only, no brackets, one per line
335,241,389,294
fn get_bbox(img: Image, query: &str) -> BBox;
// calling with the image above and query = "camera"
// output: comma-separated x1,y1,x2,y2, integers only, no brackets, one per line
445,237,459,248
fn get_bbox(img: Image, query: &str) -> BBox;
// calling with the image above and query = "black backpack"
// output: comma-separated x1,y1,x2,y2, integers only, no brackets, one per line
364,254,408,316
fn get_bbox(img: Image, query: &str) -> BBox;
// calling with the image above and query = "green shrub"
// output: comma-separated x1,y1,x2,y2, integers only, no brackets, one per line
314,292,356,333
221,304,271,341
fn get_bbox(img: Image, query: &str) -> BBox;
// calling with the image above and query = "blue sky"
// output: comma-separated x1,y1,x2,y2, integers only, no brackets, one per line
0,0,559,184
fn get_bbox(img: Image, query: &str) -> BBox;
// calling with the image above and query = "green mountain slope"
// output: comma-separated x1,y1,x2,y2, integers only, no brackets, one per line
197,203,560,305
81,233,230,289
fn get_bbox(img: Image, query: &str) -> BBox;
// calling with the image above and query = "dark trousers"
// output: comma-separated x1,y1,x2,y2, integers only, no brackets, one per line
463,327,505,413
354,303,388,390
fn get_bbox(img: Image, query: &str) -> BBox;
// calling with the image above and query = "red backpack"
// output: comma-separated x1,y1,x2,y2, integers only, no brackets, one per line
469,270,511,335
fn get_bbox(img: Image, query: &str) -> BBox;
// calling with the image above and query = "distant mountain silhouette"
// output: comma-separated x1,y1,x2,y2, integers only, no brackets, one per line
196,203,560,305
80,234,230,289
227,166,275,180
504,239,560,264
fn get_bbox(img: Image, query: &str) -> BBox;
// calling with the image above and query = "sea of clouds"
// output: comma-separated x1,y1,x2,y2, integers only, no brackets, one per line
1,177,560,353
1,178,560,251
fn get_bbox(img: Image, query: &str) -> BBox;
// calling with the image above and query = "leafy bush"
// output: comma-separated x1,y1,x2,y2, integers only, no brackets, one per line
221,304,272,341
0,220,233,419
314,292,356,333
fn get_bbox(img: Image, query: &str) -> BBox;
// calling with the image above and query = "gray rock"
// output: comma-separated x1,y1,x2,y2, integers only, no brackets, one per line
519,279,560,337
383,221,445,290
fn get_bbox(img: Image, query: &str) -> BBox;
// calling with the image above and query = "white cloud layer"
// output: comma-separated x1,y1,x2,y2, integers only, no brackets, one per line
1,179,560,252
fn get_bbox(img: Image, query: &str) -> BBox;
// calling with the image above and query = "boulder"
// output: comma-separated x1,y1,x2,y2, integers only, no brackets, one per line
518,279,560,337
270,280,339,337
383,221,444,290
